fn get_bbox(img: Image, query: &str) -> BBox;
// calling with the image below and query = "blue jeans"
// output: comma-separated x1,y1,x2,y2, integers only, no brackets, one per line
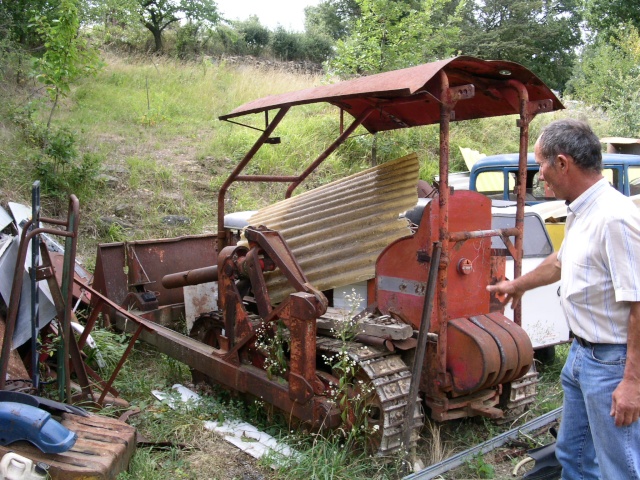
557,341,640,479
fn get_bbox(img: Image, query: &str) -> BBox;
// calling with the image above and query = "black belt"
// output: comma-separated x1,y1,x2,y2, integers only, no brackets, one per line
573,334,596,348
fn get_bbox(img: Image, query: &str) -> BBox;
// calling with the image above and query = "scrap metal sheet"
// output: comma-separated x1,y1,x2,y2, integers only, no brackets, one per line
248,154,419,302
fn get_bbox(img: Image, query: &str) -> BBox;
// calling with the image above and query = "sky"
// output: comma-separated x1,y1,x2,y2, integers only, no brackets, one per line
214,0,321,32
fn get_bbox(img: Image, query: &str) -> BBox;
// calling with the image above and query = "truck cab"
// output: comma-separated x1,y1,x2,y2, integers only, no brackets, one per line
491,204,566,353
469,153,640,202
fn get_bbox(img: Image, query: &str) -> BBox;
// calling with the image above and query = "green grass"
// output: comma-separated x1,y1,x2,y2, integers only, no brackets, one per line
267,434,407,480
82,324,568,480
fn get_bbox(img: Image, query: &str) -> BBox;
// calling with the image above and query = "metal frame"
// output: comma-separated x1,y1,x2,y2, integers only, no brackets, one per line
0,195,80,401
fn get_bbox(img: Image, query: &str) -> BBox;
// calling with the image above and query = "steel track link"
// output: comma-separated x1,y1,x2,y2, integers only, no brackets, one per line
316,337,424,455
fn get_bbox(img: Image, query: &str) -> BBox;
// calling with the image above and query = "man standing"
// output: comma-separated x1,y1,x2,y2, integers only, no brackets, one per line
488,119,640,479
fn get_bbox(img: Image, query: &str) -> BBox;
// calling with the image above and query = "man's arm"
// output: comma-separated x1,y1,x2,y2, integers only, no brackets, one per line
610,301,640,427
486,251,561,308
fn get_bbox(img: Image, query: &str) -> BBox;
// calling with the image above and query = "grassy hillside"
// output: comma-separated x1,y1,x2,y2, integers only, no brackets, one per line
0,52,613,266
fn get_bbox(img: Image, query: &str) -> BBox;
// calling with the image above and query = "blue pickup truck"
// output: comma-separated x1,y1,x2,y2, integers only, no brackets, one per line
468,152,640,202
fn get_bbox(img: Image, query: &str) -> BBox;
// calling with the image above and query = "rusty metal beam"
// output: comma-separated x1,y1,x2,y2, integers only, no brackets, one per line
285,106,375,198
217,107,290,252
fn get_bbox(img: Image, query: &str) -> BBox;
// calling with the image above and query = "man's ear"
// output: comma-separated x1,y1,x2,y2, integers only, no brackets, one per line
556,154,570,172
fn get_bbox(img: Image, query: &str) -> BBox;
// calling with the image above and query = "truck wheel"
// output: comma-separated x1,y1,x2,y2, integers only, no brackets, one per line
534,346,555,366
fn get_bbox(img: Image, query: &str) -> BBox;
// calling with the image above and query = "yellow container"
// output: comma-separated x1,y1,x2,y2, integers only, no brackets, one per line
545,222,565,251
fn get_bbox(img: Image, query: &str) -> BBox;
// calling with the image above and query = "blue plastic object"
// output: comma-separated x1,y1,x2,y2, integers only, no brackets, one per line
0,402,77,454
0,391,89,417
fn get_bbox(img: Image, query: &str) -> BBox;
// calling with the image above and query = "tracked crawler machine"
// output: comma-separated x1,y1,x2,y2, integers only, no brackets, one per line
92,57,563,455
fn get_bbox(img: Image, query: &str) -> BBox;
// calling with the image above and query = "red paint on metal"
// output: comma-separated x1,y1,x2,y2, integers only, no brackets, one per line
92,234,218,311
220,57,562,134
83,58,561,427
376,190,492,329
446,318,501,394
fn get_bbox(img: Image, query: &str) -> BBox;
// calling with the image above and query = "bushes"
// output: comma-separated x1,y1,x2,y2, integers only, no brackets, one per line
11,105,100,201
300,33,334,64
236,17,270,56
270,27,334,63
95,17,335,66
270,27,303,61
567,23,640,137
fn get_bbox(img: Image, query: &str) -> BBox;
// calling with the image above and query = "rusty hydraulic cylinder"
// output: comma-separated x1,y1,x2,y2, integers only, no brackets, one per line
162,266,218,289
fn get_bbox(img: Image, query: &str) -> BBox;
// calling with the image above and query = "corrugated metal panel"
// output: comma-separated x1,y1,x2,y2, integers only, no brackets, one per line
248,154,419,303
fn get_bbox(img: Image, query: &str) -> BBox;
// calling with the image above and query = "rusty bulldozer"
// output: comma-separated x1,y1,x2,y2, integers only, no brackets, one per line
89,57,563,455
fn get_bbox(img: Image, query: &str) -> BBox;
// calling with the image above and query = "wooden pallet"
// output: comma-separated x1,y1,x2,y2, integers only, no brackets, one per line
0,412,136,479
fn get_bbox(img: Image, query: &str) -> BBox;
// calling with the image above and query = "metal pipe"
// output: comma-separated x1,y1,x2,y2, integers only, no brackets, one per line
285,106,376,198
98,324,144,405
162,265,219,289
232,175,299,182
404,407,563,479
437,71,451,385
449,227,519,242
77,304,101,350
506,80,530,326
0,221,75,389
403,242,442,451
60,195,80,402
353,334,394,351
30,181,41,391
217,107,290,252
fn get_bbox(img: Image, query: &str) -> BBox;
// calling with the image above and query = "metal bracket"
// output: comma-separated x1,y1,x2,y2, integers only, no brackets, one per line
450,84,475,103
515,99,555,127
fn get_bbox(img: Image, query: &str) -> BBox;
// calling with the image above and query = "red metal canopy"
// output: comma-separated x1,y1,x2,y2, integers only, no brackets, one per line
219,56,563,133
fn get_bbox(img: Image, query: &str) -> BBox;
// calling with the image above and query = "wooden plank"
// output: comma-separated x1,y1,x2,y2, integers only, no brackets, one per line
0,413,136,479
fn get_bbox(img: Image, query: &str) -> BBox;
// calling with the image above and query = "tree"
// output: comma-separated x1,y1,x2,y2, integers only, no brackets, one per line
31,0,101,128
270,27,302,61
235,16,270,55
456,0,582,92
304,0,360,40
81,0,140,33
568,23,640,136
138,0,219,52
583,0,640,41
0,0,58,47
300,33,334,63
329,0,461,76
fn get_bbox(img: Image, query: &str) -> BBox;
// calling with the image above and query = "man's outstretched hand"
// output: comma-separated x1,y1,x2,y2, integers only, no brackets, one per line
486,281,524,309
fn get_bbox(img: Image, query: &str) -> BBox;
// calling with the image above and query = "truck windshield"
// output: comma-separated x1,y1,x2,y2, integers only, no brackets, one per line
491,212,554,257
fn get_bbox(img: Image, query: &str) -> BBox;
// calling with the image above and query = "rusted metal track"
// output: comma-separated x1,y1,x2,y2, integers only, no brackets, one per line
316,337,423,455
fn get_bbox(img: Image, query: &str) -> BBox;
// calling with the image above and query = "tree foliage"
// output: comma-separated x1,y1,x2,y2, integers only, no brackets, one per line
138,0,219,51
304,0,360,40
235,16,270,55
31,0,101,127
583,0,640,41
270,27,302,61
329,0,461,76
568,23,640,136
0,0,58,47
456,0,582,92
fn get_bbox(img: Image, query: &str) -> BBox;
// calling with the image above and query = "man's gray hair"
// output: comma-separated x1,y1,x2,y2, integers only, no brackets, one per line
538,119,602,173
